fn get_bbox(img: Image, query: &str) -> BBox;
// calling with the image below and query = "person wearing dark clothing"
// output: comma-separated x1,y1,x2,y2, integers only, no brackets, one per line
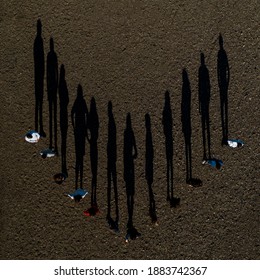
71,85,88,190
33,19,46,137
198,53,211,160
47,37,58,153
217,34,230,146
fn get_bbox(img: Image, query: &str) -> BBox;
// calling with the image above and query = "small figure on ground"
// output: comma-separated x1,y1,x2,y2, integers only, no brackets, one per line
83,204,100,217
226,139,244,148
53,173,67,184
202,158,223,170
67,188,88,203
40,148,56,159
25,130,40,143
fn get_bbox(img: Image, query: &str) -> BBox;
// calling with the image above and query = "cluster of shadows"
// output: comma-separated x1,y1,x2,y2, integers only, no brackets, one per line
34,20,230,240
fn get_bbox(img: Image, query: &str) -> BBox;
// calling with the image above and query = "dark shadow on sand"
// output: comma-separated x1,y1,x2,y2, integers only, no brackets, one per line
87,97,99,209
71,84,88,189
33,19,46,137
162,91,180,207
181,69,202,187
124,113,140,240
217,34,230,145
59,64,69,176
47,37,58,152
145,113,157,223
106,101,119,231
198,53,211,160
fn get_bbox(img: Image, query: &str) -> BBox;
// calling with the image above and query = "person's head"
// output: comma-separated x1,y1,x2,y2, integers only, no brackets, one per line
90,97,96,112
26,133,32,139
37,19,42,35
165,90,170,103
50,37,54,51
182,68,188,81
108,101,113,116
145,113,151,129
60,64,65,79
77,84,83,98
41,153,47,159
200,52,205,65
219,34,224,48
126,113,132,128
216,160,222,170
74,195,82,203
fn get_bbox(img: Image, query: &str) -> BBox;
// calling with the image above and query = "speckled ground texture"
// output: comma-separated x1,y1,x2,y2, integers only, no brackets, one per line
0,0,259,259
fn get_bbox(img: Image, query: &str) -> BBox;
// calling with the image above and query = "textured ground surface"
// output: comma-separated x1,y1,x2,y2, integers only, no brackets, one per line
0,0,259,259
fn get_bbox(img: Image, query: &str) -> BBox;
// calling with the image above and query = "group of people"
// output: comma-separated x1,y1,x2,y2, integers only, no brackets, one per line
27,19,244,242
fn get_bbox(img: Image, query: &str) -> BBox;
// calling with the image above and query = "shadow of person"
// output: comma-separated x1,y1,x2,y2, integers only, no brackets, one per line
86,97,99,214
181,69,202,187
106,101,119,231
33,19,46,137
124,113,140,240
199,53,211,160
145,113,157,224
59,64,69,177
47,37,58,153
217,34,230,146
162,91,180,207
71,84,88,190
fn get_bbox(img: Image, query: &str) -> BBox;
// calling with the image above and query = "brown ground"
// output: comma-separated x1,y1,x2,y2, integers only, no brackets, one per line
0,0,259,260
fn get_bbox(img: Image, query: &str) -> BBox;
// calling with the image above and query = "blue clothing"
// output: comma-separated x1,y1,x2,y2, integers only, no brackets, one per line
206,159,223,169
68,189,88,199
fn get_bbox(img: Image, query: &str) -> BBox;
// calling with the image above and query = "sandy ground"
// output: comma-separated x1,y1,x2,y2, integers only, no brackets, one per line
0,0,259,259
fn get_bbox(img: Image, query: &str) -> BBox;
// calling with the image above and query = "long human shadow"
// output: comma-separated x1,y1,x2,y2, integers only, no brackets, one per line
33,19,46,137
181,69,202,187
86,97,99,210
217,34,230,146
145,113,157,224
71,84,88,190
106,101,119,231
124,113,140,241
162,91,180,207
59,64,69,176
198,53,211,160
47,37,58,153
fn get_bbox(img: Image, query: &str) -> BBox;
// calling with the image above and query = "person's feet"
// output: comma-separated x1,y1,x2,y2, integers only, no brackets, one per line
125,226,141,243
39,130,46,138
170,197,180,208
187,178,202,187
